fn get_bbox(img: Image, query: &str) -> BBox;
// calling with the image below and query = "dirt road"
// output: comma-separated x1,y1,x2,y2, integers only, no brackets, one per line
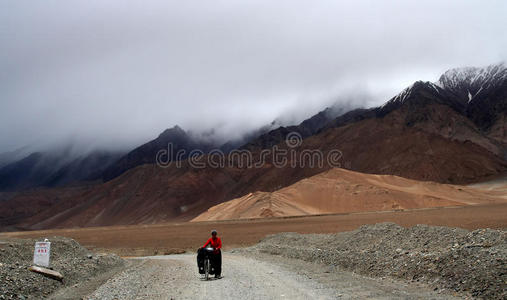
85,253,461,300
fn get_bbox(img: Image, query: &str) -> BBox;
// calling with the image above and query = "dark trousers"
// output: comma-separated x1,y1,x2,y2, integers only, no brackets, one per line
211,250,222,276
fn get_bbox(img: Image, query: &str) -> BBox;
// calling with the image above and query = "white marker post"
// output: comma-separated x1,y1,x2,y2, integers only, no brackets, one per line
33,239,51,267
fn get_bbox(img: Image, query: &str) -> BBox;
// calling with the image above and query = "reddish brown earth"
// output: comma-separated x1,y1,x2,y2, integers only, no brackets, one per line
487,113,507,145
1,203,506,256
2,128,505,231
306,108,506,184
1,101,505,230
0,159,330,230
192,168,507,221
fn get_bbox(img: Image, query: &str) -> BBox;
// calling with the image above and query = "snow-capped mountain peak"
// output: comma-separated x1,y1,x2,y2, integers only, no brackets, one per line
381,63,506,111
436,63,507,102
384,81,442,107
437,63,506,88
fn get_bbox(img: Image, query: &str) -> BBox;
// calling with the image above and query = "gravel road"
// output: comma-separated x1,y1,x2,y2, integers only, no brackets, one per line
87,252,460,300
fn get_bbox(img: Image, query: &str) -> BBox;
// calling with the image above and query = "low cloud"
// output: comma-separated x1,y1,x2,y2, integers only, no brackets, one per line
0,0,506,153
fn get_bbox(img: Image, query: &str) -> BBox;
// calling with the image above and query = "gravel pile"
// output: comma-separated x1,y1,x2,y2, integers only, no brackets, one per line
245,223,506,299
0,237,124,299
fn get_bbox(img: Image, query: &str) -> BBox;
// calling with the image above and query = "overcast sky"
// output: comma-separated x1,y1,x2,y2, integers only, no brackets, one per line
1,0,506,153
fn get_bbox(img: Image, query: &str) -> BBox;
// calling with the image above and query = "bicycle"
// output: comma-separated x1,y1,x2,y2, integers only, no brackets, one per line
203,246,214,280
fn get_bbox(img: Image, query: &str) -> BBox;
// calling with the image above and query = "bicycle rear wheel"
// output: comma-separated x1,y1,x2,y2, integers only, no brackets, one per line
204,258,210,280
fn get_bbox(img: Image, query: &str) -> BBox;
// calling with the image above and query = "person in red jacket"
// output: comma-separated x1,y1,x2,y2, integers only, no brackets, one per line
203,229,222,278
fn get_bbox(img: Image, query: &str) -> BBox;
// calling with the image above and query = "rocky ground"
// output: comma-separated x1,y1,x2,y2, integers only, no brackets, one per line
1,223,505,299
242,222,506,299
0,237,124,299
87,253,459,300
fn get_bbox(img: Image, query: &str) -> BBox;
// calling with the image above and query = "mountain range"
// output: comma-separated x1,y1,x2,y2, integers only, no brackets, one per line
0,101,355,191
0,63,505,230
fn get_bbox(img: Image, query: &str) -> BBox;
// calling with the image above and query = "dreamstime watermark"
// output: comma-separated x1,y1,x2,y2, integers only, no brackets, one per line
155,131,349,169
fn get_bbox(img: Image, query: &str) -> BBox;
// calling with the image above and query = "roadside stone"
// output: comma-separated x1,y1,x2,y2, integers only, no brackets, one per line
0,237,124,299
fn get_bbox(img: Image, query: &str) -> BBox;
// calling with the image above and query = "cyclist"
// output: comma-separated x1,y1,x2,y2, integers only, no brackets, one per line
202,229,222,279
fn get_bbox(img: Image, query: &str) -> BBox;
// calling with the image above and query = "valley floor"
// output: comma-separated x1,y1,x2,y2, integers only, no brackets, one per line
82,252,461,300
2,203,506,257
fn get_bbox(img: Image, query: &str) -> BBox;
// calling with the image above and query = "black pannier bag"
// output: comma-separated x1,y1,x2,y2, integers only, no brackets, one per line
197,247,217,275
196,248,205,274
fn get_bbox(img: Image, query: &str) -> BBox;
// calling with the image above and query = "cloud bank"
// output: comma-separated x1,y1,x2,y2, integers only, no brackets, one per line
1,0,506,152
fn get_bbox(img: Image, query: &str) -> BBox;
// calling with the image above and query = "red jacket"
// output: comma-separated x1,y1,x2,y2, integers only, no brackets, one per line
203,237,222,253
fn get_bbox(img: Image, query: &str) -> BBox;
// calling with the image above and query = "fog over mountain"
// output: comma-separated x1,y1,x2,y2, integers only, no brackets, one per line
1,0,506,153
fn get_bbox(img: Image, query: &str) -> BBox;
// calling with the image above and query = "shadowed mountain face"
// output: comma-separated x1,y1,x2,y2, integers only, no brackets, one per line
0,149,124,192
438,63,507,131
102,103,359,181
101,126,219,182
380,64,507,133
0,146,31,169
0,152,48,191
241,103,357,151
0,63,506,230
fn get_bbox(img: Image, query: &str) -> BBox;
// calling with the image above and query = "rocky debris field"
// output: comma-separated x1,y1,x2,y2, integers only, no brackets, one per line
244,223,506,299
88,252,459,300
0,237,124,299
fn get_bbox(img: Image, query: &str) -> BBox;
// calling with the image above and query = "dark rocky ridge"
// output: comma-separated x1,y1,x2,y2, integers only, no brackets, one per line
438,63,507,131
102,103,357,181
101,125,218,182
0,150,123,192
241,103,356,150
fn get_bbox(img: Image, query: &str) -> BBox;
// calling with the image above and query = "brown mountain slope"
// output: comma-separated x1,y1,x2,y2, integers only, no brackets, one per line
487,113,507,147
394,102,505,157
305,108,506,183
2,112,505,230
1,160,329,230
192,168,507,221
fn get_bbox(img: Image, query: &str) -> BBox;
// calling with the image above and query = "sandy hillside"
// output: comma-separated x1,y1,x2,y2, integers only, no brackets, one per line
192,168,507,221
